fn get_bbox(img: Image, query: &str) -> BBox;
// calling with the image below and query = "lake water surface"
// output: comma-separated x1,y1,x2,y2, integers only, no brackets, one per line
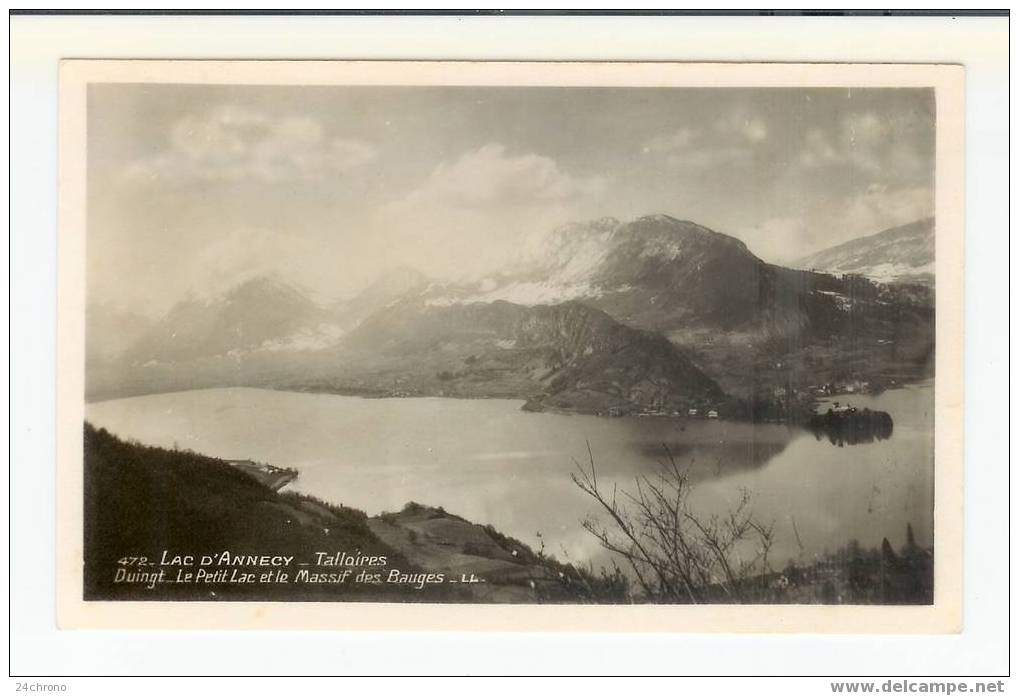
86,383,934,568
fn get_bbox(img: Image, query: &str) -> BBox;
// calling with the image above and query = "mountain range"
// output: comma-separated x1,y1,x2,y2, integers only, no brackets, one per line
793,217,935,286
87,214,936,411
325,298,723,413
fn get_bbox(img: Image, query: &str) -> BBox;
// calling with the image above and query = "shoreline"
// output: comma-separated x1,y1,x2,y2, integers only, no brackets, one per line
88,380,918,427
89,378,932,404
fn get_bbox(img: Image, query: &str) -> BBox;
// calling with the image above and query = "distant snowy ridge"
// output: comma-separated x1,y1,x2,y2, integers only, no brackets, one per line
793,218,934,286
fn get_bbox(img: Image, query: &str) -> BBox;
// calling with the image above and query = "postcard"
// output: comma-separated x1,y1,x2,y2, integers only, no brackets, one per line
56,60,964,631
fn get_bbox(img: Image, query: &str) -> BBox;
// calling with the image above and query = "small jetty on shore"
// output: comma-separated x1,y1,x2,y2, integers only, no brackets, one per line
225,459,299,491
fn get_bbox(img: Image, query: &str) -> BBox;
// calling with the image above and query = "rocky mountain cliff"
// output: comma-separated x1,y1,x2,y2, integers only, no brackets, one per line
323,298,722,414
430,214,928,339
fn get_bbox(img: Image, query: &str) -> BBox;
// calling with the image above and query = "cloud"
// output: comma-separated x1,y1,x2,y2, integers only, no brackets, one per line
798,129,841,169
740,184,934,264
376,144,606,281
716,112,769,143
649,128,697,152
645,113,768,170
741,119,769,143
840,185,934,235
122,105,377,184
737,216,810,261
391,143,605,211
797,111,929,180
666,146,755,169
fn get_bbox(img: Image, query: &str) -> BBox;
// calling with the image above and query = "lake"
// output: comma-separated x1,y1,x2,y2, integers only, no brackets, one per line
85,383,934,569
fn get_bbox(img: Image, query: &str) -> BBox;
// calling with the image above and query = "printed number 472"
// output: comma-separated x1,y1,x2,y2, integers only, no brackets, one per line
117,556,148,566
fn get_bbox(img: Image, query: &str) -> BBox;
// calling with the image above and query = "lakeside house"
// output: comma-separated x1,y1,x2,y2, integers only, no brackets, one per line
810,379,876,397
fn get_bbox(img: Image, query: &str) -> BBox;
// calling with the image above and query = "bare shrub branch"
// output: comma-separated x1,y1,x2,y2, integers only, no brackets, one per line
572,442,774,603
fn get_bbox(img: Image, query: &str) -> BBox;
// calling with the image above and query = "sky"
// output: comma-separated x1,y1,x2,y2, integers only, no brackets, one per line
87,84,935,316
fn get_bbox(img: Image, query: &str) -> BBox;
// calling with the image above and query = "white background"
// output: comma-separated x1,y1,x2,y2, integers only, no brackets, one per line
7,10,1011,684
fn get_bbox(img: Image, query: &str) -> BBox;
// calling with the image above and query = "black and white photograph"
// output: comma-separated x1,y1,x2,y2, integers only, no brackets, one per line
11,8,1013,684
55,60,963,630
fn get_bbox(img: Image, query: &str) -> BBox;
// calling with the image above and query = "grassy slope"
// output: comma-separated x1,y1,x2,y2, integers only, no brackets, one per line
83,424,623,603
85,422,433,601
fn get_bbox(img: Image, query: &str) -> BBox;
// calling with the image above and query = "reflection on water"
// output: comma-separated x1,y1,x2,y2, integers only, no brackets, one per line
635,438,793,483
85,382,934,570
808,408,895,447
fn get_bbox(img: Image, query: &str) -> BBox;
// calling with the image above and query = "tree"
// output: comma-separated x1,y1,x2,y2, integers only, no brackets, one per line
571,443,774,603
